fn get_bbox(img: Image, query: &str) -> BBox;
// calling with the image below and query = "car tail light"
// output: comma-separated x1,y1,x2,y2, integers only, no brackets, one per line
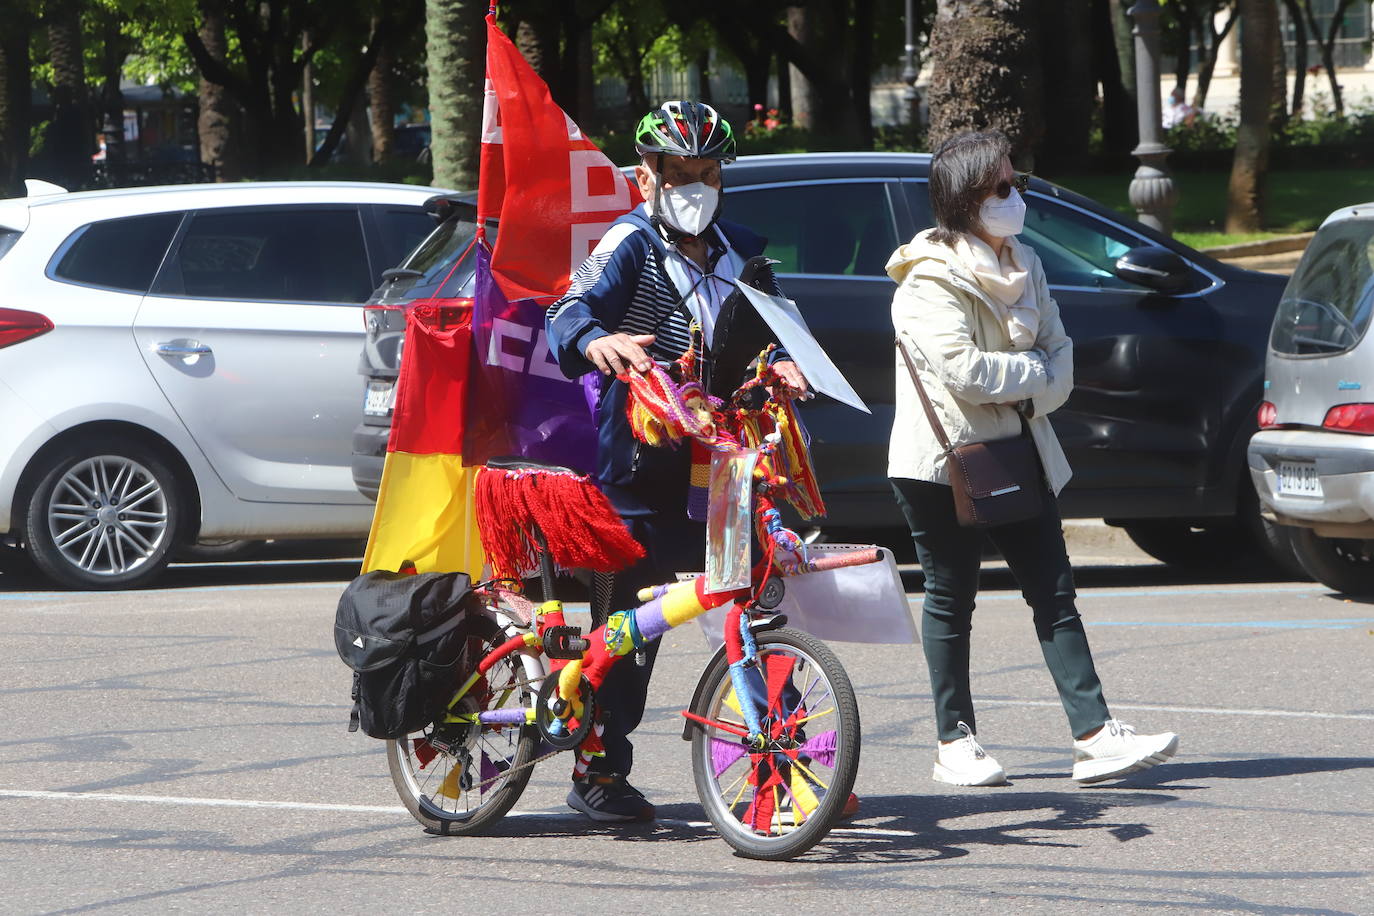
1322,403,1374,433
411,297,474,330
0,308,54,350
1257,401,1277,429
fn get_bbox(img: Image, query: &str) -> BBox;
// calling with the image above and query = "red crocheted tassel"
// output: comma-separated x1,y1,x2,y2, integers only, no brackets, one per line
474,466,644,580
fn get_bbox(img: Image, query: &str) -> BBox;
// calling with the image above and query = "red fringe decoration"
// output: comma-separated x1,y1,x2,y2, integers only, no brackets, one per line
474,466,645,580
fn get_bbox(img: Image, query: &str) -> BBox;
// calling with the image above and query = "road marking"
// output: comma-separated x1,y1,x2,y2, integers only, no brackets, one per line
0,789,918,837
1090,618,1374,630
988,699,1374,722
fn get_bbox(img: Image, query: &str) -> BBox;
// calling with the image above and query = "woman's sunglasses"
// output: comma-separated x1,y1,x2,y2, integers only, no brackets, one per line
994,172,1032,199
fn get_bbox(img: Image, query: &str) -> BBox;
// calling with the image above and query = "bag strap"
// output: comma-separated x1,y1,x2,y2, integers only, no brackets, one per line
896,339,954,454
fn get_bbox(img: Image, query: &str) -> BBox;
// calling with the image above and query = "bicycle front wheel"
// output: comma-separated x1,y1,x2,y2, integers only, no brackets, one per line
386,614,539,835
689,626,860,860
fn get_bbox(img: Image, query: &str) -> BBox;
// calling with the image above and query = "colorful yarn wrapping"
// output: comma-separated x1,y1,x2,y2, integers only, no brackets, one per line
474,465,645,580
686,439,712,521
622,362,716,447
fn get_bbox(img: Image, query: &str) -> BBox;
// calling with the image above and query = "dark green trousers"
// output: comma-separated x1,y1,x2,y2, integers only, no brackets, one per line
891,476,1111,741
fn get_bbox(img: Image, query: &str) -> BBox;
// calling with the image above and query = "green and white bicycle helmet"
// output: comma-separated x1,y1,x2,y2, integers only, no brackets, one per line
634,101,737,162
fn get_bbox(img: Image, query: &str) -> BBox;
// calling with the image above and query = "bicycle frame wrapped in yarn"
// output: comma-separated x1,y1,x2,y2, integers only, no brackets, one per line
474,465,645,580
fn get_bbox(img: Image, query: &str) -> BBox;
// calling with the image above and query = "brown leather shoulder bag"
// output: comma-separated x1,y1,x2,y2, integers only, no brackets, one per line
897,341,1043,528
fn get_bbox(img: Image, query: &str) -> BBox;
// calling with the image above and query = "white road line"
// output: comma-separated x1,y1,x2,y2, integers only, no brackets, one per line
0,789,917,836
988,699,1374,721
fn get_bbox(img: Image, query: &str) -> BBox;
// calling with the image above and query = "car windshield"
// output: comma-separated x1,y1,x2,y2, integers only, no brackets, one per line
375,204,482,303
1270,215,1374,356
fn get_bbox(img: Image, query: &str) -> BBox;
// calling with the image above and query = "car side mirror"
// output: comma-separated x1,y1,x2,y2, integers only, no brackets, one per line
1113,246,1191,294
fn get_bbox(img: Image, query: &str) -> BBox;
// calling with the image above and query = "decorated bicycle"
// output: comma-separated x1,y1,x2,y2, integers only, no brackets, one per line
379,279,905,855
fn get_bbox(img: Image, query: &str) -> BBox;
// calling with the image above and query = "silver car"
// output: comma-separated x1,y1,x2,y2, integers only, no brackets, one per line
1249,201,1374,592
0,179,442,589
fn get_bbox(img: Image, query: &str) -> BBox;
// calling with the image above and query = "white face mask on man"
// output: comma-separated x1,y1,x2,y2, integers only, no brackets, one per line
979,187,1026,238
655,179,720,237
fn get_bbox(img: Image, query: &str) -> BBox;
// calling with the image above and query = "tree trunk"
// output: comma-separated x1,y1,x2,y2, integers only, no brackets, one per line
786,5,812,129
196,0,241,181
850,0,875,149
1284,0,1307,117
1270,5,1288,133
1039,0,1093,171
1227,0,1277,234
369,22,395,163
696,49,712,104
1092,0,1136,158
44,0,92,189
1302,0,1354,118
0,1,33,197
97,8,129,167
927,0,1043,166
426,0,485,189
1192,7,1238,111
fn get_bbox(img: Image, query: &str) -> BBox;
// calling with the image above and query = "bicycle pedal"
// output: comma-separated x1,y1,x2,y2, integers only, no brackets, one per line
543,625,589,659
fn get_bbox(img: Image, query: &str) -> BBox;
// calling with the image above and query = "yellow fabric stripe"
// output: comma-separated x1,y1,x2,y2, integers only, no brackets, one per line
362,451,486,576
661,581,708,628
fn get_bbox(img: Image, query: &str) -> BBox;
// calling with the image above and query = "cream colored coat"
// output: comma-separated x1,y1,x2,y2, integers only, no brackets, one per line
887,229,1074,495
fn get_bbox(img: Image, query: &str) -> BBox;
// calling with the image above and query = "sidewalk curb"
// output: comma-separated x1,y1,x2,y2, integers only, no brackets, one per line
1202,232,1314,259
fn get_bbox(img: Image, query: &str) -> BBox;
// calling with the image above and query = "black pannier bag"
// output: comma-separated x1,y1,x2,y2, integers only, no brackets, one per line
334,570,480,739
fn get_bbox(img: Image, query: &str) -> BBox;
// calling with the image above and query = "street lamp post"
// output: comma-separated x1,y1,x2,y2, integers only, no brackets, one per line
1127,0,1178,236
902,0,920,143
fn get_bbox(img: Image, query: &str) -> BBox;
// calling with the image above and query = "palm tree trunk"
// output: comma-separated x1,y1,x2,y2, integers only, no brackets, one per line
1227,0,1278,234
426,0,485,189
44,0,91,188
0,0,32,197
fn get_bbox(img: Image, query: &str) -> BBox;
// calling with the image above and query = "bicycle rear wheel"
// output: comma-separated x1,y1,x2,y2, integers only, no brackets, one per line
689,626,860,860
386,614,539,835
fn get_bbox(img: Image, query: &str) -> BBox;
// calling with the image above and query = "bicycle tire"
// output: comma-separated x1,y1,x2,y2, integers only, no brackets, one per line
386,614,539,835
689,626,860,860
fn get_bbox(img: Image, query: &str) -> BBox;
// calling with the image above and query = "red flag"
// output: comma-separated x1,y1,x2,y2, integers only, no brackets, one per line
478,12,637,303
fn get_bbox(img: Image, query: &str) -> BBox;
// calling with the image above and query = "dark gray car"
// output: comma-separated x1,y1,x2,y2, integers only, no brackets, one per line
353,154,1291,572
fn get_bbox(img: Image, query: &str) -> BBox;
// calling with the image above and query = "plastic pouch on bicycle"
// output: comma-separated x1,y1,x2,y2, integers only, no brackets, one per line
334,570,480,739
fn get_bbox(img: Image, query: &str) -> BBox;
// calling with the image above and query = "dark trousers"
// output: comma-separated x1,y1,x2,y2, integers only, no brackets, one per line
587,511,705,777
890,477,1111,741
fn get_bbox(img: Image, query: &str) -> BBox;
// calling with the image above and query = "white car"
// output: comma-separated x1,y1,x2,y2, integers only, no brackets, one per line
1249,201,1374,592
0,179,445,589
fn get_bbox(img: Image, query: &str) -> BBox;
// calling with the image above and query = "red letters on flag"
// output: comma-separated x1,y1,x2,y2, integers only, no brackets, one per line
478,13,638,303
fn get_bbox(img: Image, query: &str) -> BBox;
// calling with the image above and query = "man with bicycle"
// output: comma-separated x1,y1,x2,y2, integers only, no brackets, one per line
545,100,811,822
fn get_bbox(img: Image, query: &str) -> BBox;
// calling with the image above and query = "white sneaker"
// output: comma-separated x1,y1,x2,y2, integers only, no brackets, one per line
933,721,1008,786
1072,719,1179,784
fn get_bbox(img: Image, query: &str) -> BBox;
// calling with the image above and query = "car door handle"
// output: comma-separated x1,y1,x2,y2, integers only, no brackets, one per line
156,342,212,356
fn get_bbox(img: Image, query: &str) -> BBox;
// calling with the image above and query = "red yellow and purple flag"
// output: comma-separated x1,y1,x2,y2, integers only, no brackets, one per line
362,11,636,575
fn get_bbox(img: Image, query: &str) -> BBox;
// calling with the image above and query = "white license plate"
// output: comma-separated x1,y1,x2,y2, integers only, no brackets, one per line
1276,461,1323,498
363,380,396,417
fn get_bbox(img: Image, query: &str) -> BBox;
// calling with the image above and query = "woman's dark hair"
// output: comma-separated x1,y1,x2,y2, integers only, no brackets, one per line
928,130,1011,247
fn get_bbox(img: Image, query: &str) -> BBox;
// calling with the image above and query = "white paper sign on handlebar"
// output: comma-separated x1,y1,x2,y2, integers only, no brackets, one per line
732,281,870,415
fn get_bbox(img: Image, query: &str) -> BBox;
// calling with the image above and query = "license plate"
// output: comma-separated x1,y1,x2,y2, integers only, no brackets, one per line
1276,461,1322,498
363,380,396,417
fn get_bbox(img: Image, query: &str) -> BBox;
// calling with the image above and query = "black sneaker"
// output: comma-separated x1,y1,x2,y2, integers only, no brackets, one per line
566,773,655,823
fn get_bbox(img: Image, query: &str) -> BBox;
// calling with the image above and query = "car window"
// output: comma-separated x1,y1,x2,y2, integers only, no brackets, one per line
1270,216,1374,356
379,209,481,303
173,207,372,303
724,181,899,277
0,227,21,261
1019,197,1140,290
371,206,435,275
51,212,182,292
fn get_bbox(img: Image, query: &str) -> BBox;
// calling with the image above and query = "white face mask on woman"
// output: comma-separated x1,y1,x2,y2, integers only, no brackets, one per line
655,179,720,237
979,187,1026,238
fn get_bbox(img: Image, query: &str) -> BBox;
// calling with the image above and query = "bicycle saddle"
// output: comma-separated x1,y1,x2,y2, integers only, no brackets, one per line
484,456,583,477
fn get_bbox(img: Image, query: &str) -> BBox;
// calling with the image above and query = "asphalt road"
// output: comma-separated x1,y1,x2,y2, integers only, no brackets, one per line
1,550,1371,915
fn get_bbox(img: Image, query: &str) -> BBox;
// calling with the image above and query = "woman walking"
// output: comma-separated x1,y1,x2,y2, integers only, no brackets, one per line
887,130,1178,786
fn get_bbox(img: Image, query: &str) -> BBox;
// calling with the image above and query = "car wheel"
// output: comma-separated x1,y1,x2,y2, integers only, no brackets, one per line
1120,519,1241,570
1286,528,1374,595
1236,480,1310,581
173,538,266,562
23,439,182,590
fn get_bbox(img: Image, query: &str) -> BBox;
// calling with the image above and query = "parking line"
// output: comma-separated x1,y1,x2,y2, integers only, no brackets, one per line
0,789,918,836
988,699,1374,722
